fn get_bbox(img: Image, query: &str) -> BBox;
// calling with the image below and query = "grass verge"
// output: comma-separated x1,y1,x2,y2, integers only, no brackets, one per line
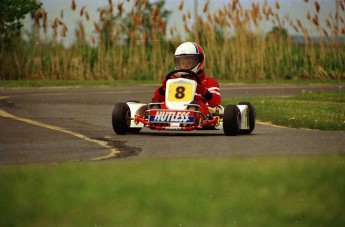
224,91,345,130
0,156,344,226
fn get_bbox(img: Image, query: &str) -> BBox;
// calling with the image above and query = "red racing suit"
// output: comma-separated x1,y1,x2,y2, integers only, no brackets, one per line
152,70,221,117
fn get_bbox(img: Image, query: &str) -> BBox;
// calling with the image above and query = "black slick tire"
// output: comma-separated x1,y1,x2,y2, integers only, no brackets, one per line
112,103,131,135
223,105,241,136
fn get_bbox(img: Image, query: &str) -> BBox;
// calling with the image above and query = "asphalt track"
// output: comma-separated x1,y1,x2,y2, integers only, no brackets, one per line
0,84,344,165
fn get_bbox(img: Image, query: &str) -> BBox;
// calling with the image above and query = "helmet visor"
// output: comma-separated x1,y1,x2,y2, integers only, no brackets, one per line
174,55,199,71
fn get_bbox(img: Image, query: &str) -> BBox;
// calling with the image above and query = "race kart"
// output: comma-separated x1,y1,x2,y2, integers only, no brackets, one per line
112,69,255,136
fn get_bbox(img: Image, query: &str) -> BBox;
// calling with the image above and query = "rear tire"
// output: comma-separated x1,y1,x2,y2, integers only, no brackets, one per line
239,102,255,135
112,103,131,135
223,105,241,136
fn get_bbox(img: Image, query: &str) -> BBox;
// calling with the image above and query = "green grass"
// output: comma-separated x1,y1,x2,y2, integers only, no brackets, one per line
224,91,345,130
0,156,344,226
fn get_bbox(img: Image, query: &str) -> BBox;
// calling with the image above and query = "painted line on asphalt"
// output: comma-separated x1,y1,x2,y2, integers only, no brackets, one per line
0,109,120,161
256,120,317,131
256,120,289,129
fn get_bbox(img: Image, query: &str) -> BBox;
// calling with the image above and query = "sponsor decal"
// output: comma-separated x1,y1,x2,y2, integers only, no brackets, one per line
149,110,194,123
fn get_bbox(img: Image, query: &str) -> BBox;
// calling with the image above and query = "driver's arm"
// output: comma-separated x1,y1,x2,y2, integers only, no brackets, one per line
205,78,221,107
152,86,165,102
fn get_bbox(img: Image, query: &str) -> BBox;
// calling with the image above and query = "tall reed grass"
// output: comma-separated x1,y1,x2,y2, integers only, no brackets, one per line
0,0,344,81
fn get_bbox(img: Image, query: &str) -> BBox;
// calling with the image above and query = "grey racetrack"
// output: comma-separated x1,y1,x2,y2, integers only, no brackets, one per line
0,84,344,165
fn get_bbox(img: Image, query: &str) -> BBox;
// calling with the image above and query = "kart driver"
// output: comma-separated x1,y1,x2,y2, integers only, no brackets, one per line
152,42,221,119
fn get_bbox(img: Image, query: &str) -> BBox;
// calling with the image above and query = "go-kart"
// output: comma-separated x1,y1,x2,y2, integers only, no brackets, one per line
112,69,255,136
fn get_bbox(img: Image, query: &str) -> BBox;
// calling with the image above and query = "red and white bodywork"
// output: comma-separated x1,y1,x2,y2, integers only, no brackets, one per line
124,78,253,133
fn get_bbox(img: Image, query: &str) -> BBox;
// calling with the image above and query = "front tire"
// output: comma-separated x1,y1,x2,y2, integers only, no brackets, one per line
112,103,131,135
223,105,241,136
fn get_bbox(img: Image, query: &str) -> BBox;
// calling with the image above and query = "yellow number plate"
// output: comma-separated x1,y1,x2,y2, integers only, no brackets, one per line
167,84,194,102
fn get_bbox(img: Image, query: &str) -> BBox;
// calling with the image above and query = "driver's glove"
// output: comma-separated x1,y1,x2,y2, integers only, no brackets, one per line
161,77,167,90
158,77,168,95
159,76,179,95
197,84,212,101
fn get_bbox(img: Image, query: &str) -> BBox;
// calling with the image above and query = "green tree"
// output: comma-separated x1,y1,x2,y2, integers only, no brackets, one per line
267,26,288,38
0,0,41,44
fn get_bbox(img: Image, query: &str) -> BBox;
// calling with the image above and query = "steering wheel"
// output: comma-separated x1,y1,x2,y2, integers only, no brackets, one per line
165,69,201,84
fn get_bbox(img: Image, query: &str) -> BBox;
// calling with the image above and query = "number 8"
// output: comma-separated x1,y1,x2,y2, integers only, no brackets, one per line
175,86,185,99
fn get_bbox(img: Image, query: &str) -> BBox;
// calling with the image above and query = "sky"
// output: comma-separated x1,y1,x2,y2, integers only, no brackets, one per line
24,0,340,46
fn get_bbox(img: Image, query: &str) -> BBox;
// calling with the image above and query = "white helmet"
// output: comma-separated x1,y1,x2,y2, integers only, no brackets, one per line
174,42,205,74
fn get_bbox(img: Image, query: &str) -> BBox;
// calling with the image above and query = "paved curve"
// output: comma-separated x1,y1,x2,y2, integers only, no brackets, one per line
0,84,344,164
